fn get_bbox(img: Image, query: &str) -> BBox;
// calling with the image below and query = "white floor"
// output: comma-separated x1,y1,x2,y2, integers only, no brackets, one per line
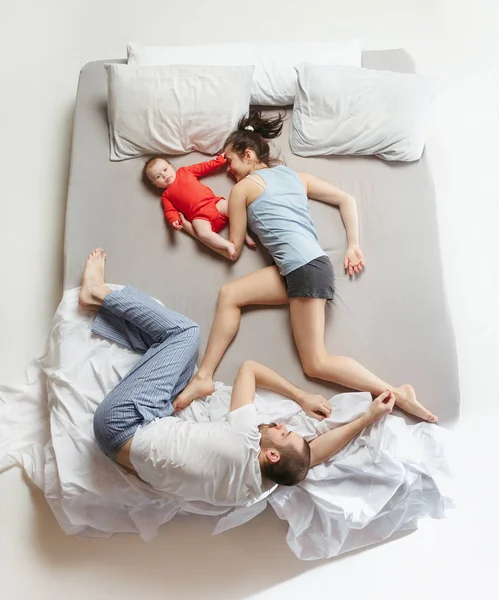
1,1,498,599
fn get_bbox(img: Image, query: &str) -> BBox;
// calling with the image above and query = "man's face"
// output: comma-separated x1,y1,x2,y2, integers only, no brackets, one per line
258,422,304,453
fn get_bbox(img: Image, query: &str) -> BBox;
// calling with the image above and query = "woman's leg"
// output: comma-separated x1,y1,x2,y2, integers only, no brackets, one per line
289,297,438,422
173,266,288,409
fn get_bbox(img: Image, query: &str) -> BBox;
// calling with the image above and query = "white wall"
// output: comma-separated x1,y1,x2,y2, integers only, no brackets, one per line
1,1,498,599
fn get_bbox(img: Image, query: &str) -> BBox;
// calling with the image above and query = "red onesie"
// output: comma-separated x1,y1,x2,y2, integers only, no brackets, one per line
161,155,228,233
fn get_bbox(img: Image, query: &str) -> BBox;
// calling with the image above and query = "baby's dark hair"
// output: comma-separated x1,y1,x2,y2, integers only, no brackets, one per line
142,156,172,194
223,109,285,167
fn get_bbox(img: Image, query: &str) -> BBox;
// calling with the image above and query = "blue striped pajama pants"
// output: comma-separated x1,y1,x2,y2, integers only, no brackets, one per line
92,286,200,457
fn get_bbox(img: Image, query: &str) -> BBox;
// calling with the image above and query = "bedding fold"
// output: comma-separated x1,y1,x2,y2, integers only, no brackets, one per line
0,288,454,558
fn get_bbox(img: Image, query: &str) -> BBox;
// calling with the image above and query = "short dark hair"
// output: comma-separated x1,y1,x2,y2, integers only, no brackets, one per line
142,155,172,194
223,109,285,167
260,439,311,486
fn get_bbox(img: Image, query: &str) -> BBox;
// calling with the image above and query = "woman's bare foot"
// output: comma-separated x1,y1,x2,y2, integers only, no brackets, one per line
172,375,216,411
245,233,256,249
392,384,438,423
78,248,109,309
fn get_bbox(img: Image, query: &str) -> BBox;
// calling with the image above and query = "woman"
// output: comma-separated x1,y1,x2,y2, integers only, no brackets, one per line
175,111,437,423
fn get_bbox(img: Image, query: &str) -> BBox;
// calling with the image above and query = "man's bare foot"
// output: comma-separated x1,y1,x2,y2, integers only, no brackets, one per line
227,242,237,260
245,233,256,249
78,248,109,310
172,375,215,411
392,384,438,423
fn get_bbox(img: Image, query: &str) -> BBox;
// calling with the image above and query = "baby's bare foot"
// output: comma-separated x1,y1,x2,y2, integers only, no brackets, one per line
78,248,107,309
173,375,215,411
392,384,438,423
227,242,237,260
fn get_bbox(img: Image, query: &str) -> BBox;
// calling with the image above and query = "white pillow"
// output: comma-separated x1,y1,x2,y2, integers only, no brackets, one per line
290,64,436,162
251,41,362,105
127,40,362,106
106,64,254,161
127,41,255,68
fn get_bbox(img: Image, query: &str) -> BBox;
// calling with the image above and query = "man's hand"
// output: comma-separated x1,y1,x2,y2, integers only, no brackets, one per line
365,390,395,423
344,245,365,276
172,220,183,231
300,393,332,420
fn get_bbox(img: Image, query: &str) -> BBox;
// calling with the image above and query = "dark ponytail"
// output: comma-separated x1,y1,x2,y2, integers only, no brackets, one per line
223,109,285,166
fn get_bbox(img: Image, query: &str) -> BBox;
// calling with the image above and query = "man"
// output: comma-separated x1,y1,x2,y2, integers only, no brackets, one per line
81,248,394,507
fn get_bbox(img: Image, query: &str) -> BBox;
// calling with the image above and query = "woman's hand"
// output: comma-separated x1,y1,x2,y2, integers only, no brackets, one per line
344,245,365,276
300,393,332,420
179,213,195,236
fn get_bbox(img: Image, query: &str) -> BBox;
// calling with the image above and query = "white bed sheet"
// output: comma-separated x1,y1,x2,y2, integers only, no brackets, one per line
0,287,454,559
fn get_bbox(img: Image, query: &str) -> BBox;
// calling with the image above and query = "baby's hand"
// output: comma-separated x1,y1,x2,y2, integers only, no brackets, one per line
172,220,183,230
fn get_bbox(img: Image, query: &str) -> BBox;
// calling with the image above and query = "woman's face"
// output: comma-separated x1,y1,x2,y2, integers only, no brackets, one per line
224,147,255,182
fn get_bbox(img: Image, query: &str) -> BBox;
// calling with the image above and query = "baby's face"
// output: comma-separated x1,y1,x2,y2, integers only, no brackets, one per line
148,159,176,189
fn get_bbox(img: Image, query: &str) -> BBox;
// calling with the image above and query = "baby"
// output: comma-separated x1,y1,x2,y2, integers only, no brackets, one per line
143,155,255,258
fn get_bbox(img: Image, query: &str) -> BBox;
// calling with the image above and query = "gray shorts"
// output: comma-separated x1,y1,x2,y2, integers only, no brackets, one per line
283,255,335,300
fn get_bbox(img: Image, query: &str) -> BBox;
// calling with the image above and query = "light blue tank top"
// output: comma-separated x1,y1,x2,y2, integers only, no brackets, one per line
246,165,326,276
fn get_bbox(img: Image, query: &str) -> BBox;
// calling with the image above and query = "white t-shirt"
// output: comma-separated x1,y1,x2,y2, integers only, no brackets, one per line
129,404,265,506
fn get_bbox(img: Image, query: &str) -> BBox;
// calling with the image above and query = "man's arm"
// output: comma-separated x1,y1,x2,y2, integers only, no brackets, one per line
309,390,395,467
230,360,331,420
229,361,258,412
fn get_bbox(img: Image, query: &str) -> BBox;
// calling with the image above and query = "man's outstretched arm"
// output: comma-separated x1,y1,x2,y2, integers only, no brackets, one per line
309,390,395,467
230,360,331,420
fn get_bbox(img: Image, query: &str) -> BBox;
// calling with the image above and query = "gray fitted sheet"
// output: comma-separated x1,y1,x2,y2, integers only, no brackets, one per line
64,50,460,424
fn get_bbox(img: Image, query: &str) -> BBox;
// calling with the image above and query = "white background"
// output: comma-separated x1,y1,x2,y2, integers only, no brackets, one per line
1,1,498,599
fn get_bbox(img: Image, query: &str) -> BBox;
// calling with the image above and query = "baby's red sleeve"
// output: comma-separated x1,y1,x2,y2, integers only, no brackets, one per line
161,192,181,225
185,155,226,178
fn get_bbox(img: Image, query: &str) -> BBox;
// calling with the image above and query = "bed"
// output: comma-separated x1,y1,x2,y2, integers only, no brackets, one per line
0,49,459,559
64,50,460,425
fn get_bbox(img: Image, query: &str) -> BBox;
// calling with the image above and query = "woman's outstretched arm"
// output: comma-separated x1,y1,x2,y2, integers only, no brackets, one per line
298,172,365,276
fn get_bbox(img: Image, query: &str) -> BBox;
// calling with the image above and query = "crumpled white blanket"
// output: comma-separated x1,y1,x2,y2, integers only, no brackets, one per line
0,287,454,560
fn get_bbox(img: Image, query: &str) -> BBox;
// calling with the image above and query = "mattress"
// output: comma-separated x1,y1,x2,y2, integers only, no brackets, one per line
64,50,460,424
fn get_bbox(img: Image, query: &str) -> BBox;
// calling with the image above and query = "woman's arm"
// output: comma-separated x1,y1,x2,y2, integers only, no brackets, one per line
228,181,251,260
298,172,365,275
298,172,359,246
